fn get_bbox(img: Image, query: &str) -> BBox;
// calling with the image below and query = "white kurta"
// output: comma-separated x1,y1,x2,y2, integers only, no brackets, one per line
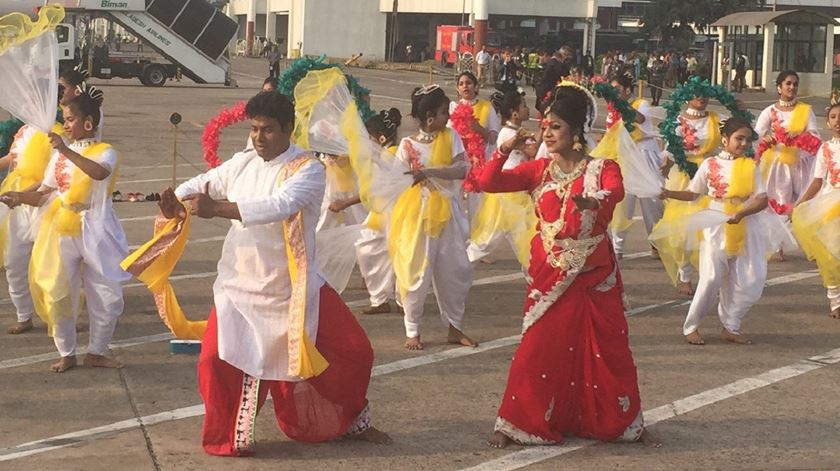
41,139,129,356
755,104,819,207
682,156,768,336
394,134,473,338
175,146,326,381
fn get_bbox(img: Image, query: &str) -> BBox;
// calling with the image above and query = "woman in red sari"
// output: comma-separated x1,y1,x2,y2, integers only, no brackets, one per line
482,83,657,448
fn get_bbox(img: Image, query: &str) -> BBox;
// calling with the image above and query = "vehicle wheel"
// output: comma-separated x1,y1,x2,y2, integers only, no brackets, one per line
142,65,167,87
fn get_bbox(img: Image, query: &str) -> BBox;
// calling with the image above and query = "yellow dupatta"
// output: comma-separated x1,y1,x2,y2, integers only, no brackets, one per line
721,157,755,257
121,155,328,379
388,130,454,297
30,142,117,335
688,112,721,165
761,103,811,175
629,98,646,142
472,99,492,128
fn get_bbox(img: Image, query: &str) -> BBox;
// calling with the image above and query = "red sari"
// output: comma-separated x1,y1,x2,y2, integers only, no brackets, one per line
478,153,644,444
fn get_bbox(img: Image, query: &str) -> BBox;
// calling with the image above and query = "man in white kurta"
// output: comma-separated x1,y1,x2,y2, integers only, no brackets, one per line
168,91,387,456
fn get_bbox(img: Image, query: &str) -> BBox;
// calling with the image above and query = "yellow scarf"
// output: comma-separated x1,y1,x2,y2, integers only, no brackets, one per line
721,157,755,257
30,142,117,335
688,112,721,165
472,98,492,128
762,103,811,171
630,98,645,142
388,130,454,297
325,154,356,193
365,145,397,232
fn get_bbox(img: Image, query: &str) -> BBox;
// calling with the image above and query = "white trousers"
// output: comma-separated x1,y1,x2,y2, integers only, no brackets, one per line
611,194,663,254
764,153,816,208
678,264,695,284
683,240,766,336
4,208,36,322
52,235,124,357
828,286,840,312
403,220,474,338
355,227,396,306
467,230,515,263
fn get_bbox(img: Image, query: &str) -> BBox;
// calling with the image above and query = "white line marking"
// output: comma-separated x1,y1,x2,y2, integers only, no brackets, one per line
121,163,197,171
459,347,840,471
117,177,191,185
0,333,174,370
118,215,157,223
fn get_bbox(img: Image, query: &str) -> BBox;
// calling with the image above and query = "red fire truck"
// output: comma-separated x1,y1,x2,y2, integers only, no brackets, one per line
434,25,500,66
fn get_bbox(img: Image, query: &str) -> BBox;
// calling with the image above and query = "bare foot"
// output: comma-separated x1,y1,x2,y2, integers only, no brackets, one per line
677,281,694,296
650,248,660,260
685,331,705,345
50,355,77,373
479,257,495,264
7,319,33,335
405,336,423,351
830,307,840,319
362,303,392,315
488,431,512,449
448,324,478,347
721,329,752,345
83,353,124,369
351,426,393,444
771,250,786,262
639,429,662,448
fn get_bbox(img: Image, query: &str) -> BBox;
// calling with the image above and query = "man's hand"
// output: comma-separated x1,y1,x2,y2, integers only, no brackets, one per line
158,187,185,219
182,182,216,219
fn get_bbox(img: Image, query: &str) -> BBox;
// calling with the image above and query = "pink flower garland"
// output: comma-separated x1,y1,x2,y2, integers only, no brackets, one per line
202,101,247,169
449,102,486,193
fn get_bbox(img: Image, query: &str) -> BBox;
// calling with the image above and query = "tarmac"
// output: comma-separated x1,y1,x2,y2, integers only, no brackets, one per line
0,57,838,470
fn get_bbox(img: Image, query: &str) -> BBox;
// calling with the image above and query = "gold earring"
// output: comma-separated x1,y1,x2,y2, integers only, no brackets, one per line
572,135,583,152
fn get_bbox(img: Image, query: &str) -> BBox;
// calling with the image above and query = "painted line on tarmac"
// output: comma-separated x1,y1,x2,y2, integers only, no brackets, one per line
459,345,840,471
0,268,823,459
118,177,192,185
122,163,197,171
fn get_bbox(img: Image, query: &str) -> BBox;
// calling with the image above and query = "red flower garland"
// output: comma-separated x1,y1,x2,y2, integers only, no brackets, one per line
202,101,248,169
449,102,486,193
755,108,821,163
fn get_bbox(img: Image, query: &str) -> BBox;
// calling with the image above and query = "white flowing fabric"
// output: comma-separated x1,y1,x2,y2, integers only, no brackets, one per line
316,223,363,293
0,32,59,133
611,125,664,198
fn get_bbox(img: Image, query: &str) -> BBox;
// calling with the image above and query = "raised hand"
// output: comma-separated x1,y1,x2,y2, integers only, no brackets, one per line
48,132,68,154
182,182,216,219
158,187,185,219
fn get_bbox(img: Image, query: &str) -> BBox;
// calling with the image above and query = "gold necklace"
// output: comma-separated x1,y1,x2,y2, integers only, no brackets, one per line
536,158,588,255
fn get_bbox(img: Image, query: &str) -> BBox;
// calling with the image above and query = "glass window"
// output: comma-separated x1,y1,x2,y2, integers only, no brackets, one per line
773,23,827,73
56,25,69,43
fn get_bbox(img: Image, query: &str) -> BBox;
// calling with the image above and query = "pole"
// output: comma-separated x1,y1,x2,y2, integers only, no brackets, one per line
169,113,182,188
461,0,466,26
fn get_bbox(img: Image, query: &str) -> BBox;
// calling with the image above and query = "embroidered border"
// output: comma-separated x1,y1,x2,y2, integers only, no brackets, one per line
494,417,557,445
521,159,603,335
234,374,260,453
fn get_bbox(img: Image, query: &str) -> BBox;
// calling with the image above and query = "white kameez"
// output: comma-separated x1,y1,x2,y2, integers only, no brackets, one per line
175,146,326,381
316,154,368,231
682,156,768,336
394,134,474,338
41,139,129,356
612,99,664,254
754,104,819,207
466,126,533,264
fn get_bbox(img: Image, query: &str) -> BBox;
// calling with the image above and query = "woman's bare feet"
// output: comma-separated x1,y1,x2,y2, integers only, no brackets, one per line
721,329,752,345
362,303,392,315
488,431,512,449
448,324,478,347
771,249,786,262
830,307,840,319
685,330,705,345
7,319,33,335
405,336,423,351
479,257,495,265
677,281,694,296
638,429,662,448
351,426,393,444
50,355,77,373
83,353,124,368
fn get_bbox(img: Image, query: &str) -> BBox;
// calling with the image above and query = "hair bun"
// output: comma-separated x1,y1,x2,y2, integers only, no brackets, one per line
76,82,104,105
383,107,402,129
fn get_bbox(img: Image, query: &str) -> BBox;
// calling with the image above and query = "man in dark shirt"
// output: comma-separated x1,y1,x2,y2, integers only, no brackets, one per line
536,46,572,112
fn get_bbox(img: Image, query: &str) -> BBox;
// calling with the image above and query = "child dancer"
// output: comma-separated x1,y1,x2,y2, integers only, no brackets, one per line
609,70,664,259
352,108,402,314
1,86,128,372
661,118,769,345
467,89,537,267
793,101,840,318
391,85,475,350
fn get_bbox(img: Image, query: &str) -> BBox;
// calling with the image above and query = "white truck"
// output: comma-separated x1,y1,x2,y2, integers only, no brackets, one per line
52,0,238,87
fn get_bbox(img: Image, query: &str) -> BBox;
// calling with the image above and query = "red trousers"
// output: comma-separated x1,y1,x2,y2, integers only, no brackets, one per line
198,285,374,456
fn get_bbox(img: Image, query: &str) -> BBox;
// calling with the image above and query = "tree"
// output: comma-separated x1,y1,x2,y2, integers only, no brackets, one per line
208,0,230,10
642,0,766,47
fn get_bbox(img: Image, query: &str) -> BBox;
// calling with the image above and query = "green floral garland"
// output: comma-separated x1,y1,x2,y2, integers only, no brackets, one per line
0,118,24,159
593,82,636,134
660,76,754,177
276,55,375,121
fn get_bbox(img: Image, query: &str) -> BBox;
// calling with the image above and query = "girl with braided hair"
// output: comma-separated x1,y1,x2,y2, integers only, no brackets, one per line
1,85,128,372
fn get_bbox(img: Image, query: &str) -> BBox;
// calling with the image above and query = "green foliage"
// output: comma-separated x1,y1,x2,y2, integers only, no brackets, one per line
660,76,754,177
642,0,766,44
0,118,24,159
593,83,637,134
